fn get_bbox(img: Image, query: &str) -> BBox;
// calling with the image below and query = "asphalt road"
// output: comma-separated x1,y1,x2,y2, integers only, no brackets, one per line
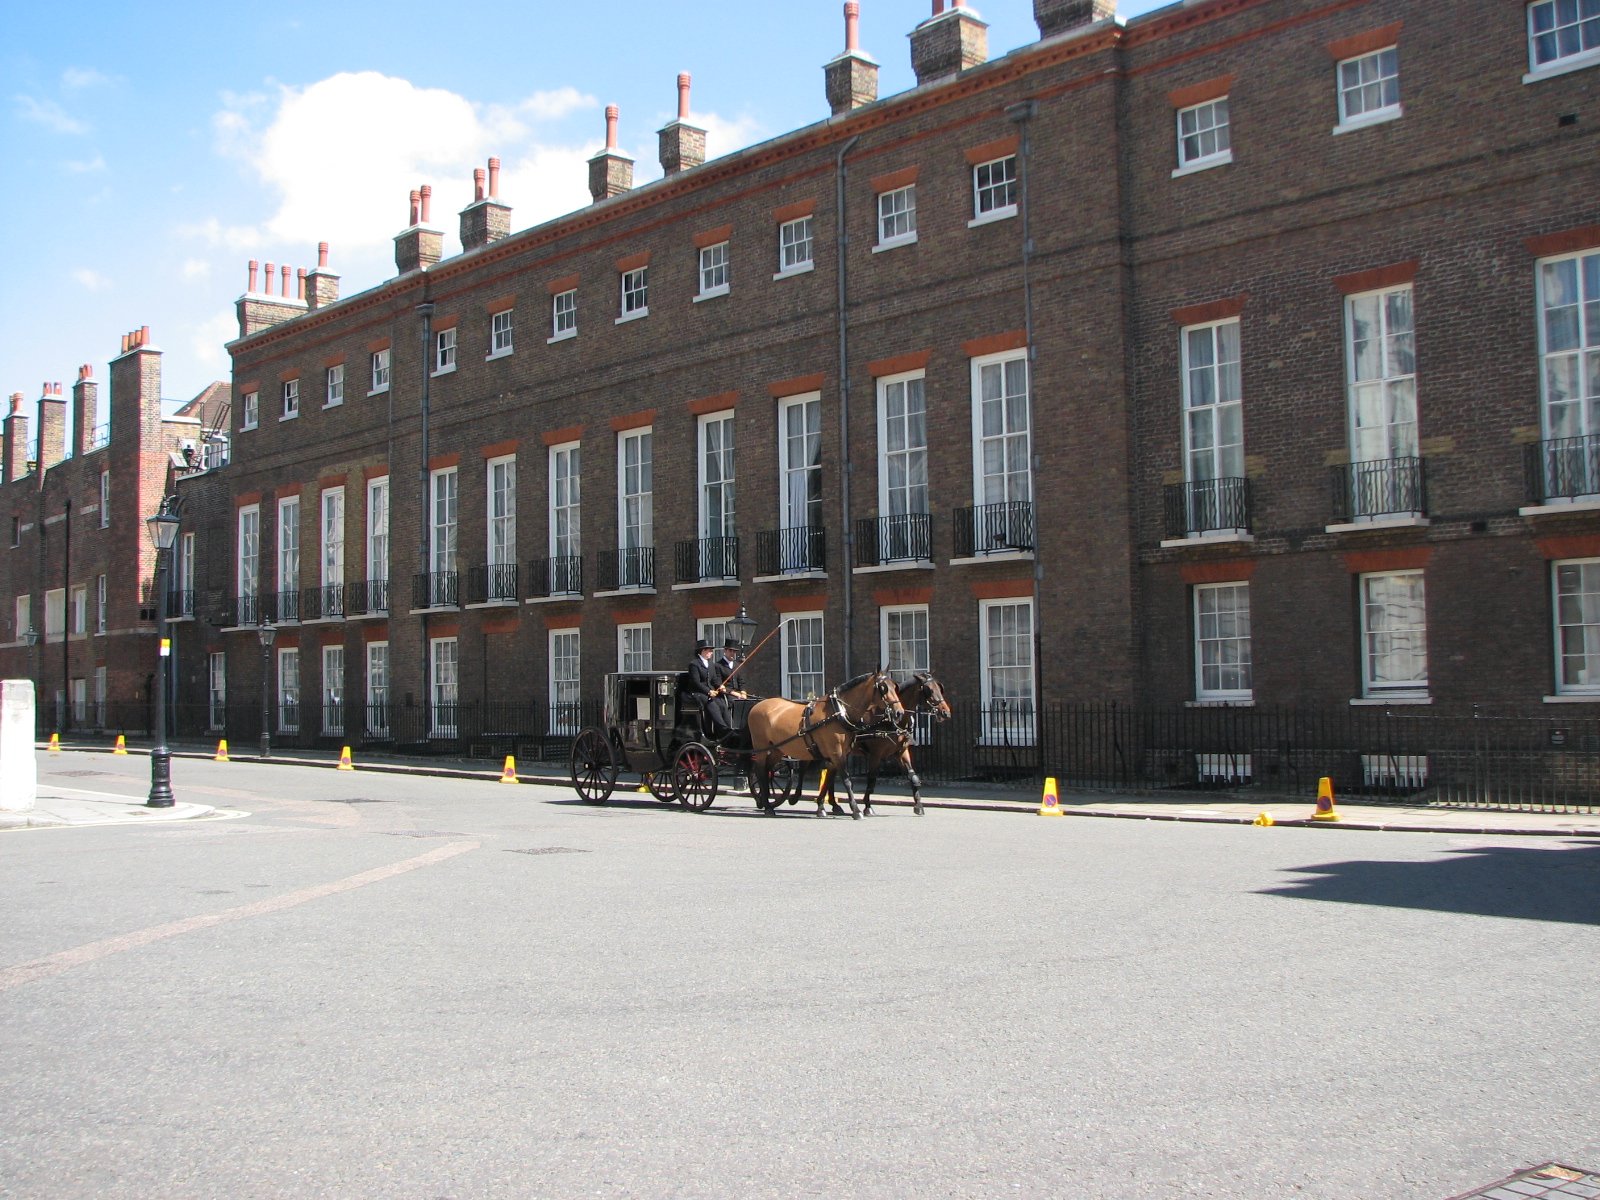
1,750,1597,1200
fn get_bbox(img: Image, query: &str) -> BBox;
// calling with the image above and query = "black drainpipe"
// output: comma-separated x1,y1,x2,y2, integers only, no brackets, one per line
416,297,435,739
835,133,860,681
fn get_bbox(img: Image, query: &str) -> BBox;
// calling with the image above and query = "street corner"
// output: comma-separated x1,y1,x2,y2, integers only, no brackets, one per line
0,794,235,831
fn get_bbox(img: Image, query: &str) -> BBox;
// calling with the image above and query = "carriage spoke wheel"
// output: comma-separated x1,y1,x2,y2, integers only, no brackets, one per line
672,743,719,812
757,759,802,812
569,728,618,805
645,770,679,807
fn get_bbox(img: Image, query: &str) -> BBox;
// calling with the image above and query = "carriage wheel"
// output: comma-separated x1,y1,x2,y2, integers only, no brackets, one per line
569,728,618,805
776,759,806,806
673,742,719,812
645,770,679,807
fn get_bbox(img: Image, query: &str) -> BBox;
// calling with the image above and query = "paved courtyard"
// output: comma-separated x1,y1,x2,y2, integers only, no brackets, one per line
0,751,1596,1199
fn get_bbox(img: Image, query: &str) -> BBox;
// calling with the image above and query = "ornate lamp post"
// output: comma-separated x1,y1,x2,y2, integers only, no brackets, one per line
257,621,276,759
728,603,759,652
144,499,181,808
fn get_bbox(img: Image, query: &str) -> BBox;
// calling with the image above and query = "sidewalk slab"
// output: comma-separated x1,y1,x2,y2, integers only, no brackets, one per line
0,794,216,830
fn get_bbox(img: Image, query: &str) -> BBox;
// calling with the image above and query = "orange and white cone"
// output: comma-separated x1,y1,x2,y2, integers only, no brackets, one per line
113,735,128,755
337,746,354,771
47,732,59,755
1038,776,1064,816
499,756,518,784
214,739,229,762
1311,777,1340,821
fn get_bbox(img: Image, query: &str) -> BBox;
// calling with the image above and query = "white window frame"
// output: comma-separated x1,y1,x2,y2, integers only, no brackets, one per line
1193,582,1253,702
488,310,514,359
617,428,653,552
698,412,737,543
1359,570,1429,700
880,604,930,685
970,349,1033,517
978,597,1036,745
277,646,300,732
277,496,300,599
776,216,814,278
280,378,299,421
207,651,226,730
325,363,345,407
618,268,649,323
366,477,389,591
1344,283,1418,470
430,636,458,736
179,532,196,605
93,665,106,727
550,289,578,342
970,155,1018,226
877,369,930,523
874,185,917,251
43,588,65,643
487,454,517,567
1526,0,1600,83
69,584,86,635
1536,248,1600,458
698,619,731,649
1334,46,1402,133
617,622,653,672
237,504,260,602
369,349,391,395
1553,558,1600,695
241,391,259,431
13,595,29,642
430,467,458,576
433,328,457,375
695,241,730,300
781,611,826,701
320,487,344,590
366,640,389,735
779,393,823,533
322,644,345,736
71,677,86,724
548,628,581,733
549,442,581,560
98,470,109,528
95,574,106,634
1178,317,1246,537
1173,97,1233,176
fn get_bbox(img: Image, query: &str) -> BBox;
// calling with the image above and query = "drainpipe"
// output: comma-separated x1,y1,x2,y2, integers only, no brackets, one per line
835,133,860,680
416,299,435,732
61,499,70,731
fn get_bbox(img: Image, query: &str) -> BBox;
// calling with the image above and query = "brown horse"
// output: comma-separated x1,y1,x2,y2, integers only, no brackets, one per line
856,673,953,817
747,670,905,819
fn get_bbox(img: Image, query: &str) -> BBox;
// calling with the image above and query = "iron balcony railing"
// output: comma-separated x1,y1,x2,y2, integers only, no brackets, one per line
856,513,932,567
953,500,1035,558
88,423,110,451
467,563,520,604
1525,434,1600,504
597,546,654,591
675,537,740,584
1331,456,1427,523
166,589,196,618
346,579,389,615
412,571,459,610
756,526,826,575
274,588,301,623
227,593,273,626
1163,477,1252,540
527,555,583,598
301,583,345,621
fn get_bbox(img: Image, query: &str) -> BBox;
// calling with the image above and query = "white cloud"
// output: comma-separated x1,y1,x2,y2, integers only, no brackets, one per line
63,154,106,173
72,268,111,291
181,258,211,281
16,96,88,134
175,216,261,251
515,87,597,122
696,111,766,161
190,311,238,367
61,67,115,90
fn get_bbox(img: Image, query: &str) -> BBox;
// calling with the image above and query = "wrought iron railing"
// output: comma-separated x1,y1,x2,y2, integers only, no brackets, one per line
856,514,931,566
756,526,825,575
675,537,740,584
953,501,1034,557
1163,477,1252,539
1331,456,1426,523
1525,434,1600,504
300,583,344,621
467,563,520,604
166,589,196,618
227,593,266,627
88,424,110,451
597,546,654,591
346,579,389,615
412,571,459,610
275,588,301,623
527,556,583,598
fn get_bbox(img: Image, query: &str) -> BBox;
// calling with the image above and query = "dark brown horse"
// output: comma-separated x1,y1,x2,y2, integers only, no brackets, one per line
747,670,904,819
856,673,952,817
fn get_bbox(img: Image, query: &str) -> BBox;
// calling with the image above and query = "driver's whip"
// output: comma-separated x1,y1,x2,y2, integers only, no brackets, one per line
712,625,780,695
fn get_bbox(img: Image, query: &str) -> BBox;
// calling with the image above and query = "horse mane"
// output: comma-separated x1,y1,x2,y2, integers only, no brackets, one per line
837,670,879,693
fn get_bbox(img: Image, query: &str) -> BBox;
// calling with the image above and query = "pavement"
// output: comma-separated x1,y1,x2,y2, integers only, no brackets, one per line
0,748,1597,1199
0,769,220,830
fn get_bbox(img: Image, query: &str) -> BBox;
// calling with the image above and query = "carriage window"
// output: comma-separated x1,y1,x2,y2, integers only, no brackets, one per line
549,629,581,732
782,612,825,700
618,623,652,672
880,605,929,684
979,598,1035,745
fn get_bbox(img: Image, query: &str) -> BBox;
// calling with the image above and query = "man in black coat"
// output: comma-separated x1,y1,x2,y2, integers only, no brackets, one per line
685,640,728,735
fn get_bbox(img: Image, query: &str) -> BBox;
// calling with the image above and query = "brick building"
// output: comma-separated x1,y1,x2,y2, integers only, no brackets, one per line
171,0,1600,755
0,327,230,731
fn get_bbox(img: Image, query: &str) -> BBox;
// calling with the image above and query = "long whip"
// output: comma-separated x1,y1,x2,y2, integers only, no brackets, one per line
712,625,781,696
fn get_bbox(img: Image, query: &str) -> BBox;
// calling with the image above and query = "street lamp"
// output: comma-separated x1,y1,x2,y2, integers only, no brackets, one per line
728,603,759,652
257,621,276,759
144,499,181,808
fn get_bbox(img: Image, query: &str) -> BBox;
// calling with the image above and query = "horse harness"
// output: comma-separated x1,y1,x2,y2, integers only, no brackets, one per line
769,677,903,759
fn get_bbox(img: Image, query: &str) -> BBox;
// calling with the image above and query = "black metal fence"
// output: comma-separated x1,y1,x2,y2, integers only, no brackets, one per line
953,501,1034,557
597,547,654,591
1163,478,1251,540
856,514,932,566
756,526,825,575
412,571,459,610
1525,434,1600,504
675,537,740,584
1331,456,1427,523
527,556,583,598
346,579,389,615
466,563,519,604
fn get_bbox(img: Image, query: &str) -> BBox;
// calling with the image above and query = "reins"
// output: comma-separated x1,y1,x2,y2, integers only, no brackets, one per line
758,676,904,757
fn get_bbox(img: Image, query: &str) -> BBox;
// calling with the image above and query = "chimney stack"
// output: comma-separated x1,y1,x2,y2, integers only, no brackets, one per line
72,366,96,458
4,395,28,484
658,74,707,176
910,0,988,85
395,185,444,275
589,104,635,203
306,241,340,308
460,157,513,252
37,382,66,472
238,252,310,336
1033,0,1115,39
826,2,880,115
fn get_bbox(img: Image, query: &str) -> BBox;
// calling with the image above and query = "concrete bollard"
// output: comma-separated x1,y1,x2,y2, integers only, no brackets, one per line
0,679,37,812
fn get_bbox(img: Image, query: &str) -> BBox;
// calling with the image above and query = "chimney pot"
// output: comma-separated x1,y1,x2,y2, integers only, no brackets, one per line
488,157,501,198
248,259,259,292
264,262,275,295
317,242,329,268
827,3,881,114
280,265,290,295
473,168,486,203
910,0,988,84
9,394,21,415
420,184,433,224
845,1,860,50
78,365,91,381
605,104,619,149
409,189,421,226
677,72,692,120
139,325,149,345
296,267,307,299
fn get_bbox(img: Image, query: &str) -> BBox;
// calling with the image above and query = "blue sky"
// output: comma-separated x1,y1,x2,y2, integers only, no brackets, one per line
1,0,1170,419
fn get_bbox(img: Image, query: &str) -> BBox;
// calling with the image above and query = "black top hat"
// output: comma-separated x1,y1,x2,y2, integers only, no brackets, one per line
695,640,714,652
722,639,741,650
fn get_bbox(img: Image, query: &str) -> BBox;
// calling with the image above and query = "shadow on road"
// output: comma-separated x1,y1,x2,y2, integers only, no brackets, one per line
1259,840,1600,925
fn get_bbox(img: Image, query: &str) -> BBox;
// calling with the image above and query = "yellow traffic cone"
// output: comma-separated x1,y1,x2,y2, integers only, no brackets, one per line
48,732,59,755
113,735,128,755
637,771,652,793
1311,777,1340,821
214,739,229,762
499,756,518,784
1253,812,1275,826
337,746,354,771
816,768,829,802
1038,776,1064,816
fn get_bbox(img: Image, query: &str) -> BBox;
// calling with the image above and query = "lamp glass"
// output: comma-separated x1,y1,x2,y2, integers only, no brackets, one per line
258,623,276,648
145,512,181,551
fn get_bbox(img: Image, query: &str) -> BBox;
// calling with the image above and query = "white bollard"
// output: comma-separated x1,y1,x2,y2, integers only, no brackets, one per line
0,679,37,812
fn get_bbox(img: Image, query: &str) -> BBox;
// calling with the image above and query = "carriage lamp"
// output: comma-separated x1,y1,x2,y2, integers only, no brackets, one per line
729,603,759,650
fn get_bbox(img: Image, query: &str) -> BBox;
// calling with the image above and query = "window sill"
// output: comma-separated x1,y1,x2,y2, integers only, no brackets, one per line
367,386,390,397
321,399,344,409
279,411,299,422
1521,498,1600,515
1333,105,1402,135
671,579,740,591
752,571,828,584
430,364,456,377
240,424,259,432
463,599,519,610
485,348,515,361
163,615,195,625
593,586,657,598
547,329,577,344
773,262,815,281
975,736,1038,748
1325,515,1429,533
525,593,583,604
1186,698,1254,707
1545,693,1600,703
1524,50,1600,84
615,308,649,325
852,561,935,575
347,609,389,620
872,235,918,255
693,286,730,303
296,615,346,626
968,206,1017,229
1159,531,1254,548
407,605,461,615
1350,695,1432,706
949,550,1034,566
1172,151,1233,178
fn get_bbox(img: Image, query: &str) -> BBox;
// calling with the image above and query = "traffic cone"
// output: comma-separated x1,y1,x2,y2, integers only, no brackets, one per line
1038,776,1064,816
1311,777,1340,821
637,771,652,793
499,756,518,784
816,768,829,802
47,732,59,755
1253,812,1275,826
337,746,354,771
113,735,128,755
214,739,229,762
